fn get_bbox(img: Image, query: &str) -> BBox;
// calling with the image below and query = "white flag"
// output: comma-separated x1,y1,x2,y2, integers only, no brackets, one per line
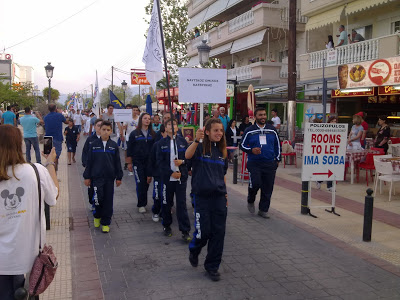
142,0,164,90
93,70,100,106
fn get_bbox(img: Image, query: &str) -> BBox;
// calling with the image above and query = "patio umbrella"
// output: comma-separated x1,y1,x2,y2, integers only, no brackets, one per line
145,95,153,115
247,84,255,123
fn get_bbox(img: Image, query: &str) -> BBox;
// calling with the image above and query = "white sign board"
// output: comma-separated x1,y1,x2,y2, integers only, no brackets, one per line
326,49,337,67
178,68,228,104
301,123,348,181
114,109,133,122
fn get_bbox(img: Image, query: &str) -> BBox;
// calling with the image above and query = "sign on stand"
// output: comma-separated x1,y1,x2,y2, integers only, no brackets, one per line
114,109,133,122
301,122,348,216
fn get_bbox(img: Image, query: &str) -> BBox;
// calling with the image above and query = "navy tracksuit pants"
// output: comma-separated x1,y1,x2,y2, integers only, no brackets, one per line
247,160,278,213
189,194,227,272
92,178,115,225
162,180,191,232
133,161,149,207
88,183,94,204
152,176,162,215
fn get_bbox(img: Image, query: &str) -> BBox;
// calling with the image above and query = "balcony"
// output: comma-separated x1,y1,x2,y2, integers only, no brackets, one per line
300,34,400,82
227,61,287,84
280,64,300,79
186,3,307,57
189,33,211,51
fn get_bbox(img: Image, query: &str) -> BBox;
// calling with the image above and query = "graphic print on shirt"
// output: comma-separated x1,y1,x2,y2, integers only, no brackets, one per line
2,187,25,210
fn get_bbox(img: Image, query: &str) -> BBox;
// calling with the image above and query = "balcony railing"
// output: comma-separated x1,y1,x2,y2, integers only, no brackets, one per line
228,66,252,81
309,38,380,69
191,33,211,51
228,11,255,34
281,8,307,24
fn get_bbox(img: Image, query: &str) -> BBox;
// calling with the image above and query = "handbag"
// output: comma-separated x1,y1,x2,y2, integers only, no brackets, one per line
28,163,58,296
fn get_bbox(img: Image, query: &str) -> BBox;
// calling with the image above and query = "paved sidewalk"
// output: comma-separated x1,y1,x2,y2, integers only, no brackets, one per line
65,139,400,299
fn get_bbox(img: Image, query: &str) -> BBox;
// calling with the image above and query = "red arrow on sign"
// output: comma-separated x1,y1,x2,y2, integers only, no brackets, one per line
313,170,333,178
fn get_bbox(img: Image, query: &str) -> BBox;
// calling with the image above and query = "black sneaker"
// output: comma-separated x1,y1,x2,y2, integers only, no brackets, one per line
206,270,221,281
163,227,172,237
182,231,192,242
124,163,128,170
189,252,198,267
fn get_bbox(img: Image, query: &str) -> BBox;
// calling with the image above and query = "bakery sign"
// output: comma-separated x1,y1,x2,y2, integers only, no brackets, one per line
337,56,400,89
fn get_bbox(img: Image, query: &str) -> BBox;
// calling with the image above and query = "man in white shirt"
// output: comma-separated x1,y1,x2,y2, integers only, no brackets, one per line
336,25,348,47
271,108,281,130
73,109,84,132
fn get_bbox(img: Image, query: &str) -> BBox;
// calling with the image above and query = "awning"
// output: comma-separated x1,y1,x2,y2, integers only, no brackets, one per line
203,0,230,22
186,7,208,32
345,0,392,15
230,29,266,54
305,6,344,31
210,42,233,57
226,0,243,9
187,56,199,67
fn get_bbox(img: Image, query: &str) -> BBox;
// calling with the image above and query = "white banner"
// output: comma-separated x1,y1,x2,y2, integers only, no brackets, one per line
178,68,228,104
326,49,337,67
114,109,133,122
301,123,348,181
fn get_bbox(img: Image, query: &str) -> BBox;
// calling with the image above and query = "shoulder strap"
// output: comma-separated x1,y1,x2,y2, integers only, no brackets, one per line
29,163,42,250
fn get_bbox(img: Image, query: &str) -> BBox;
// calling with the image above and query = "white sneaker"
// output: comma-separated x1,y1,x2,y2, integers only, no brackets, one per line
152,214,160,222
316,182,321,190
128,172,134,176
327,187,335,192
138,207,146,213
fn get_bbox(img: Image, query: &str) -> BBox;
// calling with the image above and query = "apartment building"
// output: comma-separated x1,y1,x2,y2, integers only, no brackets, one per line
299,0,400,125
185,0,307,121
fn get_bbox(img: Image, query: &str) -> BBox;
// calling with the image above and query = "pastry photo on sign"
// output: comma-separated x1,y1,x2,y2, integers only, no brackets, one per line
338,65,348,89
349,65,366,82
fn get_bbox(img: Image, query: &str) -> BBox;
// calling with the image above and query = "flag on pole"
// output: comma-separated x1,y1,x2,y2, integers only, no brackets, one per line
93,70,100,107
109,89,125,109
142,0,164,90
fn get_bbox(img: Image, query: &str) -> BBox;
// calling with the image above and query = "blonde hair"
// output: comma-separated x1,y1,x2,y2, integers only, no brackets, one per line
353,115,362,125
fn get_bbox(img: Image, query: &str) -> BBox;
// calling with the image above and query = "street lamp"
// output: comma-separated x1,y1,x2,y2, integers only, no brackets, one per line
197,40,211,128
121,80,128,105
44,62,54,103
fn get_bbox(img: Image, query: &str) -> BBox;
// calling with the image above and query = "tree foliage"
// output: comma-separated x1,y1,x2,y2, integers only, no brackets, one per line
43,87,60,102
0,81,36,109
99,85,133,107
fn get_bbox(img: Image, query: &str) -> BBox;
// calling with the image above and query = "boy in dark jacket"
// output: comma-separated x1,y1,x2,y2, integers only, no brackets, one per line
156,119,191,241
83,121,123,233
64,118,80,165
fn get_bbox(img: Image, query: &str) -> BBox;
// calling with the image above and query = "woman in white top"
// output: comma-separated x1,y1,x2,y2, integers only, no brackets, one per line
347,114,364,150
325,35,335,49
0,125,59,299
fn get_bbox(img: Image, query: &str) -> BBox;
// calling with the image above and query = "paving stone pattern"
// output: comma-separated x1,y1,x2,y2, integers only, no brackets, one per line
74,141,400,300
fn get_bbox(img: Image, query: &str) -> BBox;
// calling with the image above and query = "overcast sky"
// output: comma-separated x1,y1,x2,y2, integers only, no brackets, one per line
0,0,151,103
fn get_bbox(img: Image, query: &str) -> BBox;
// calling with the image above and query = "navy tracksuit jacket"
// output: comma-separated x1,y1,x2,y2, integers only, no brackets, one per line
83,138,123,225
147,141,162,215
240,123,281,212
82,134,99,204
189,143,228,272
156,135,190,232
127,129,155,207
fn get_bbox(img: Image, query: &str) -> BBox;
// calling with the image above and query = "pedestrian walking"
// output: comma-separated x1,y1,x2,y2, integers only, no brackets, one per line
44,104,68,171
73,109,84,133
147,124,167,223
240,107,281,219
123,105,140,175
156,119,191,241
64,118,80,165
83,121,123,233
185,118,228,281
82,118,102,208
20,107,44,164
0,125,59,299
126,113,155,213
1,106,16,126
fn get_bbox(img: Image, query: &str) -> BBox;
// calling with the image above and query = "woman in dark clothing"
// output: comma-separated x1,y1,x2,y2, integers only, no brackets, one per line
226,119,239,161
374,115,390,154
238,115,252,135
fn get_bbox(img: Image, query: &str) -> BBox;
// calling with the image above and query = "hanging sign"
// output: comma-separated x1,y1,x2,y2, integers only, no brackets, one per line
131,72,150,85
378,86,400,95
331,88,375,98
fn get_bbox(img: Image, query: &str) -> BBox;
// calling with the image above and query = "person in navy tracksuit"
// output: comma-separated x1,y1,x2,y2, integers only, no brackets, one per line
156,119,191,241
82,118,103,207
147,124,167,222
83,121,123,233
186,118,228,282
127,113,155,213
240,107,281,218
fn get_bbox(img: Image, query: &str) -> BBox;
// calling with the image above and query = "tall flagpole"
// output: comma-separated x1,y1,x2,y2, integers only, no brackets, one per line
155,0,175,140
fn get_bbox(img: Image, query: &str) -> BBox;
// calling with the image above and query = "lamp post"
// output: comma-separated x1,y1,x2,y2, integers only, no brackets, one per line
121,80,128,105
197,40,211,127
44,62,54,103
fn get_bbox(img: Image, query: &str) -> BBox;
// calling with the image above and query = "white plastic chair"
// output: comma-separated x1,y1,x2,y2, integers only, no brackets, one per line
373,158,400,201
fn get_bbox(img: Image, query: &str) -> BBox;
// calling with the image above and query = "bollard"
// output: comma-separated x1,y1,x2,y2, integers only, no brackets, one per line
45,203,50,230
301,181,309,215
233,154,238,184
363,188,374,242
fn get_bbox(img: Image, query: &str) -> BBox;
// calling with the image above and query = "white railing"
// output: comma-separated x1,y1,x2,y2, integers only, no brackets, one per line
228,11,254,34
280,64,300,78
309,38,379,69
191,33,211,51
228,66,253,81
281,8,308,23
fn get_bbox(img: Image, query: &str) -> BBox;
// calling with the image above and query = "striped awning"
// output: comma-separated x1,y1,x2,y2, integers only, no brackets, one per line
345,0,393,15
210,42,233,57
305,6,344,31
186,8,208,32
